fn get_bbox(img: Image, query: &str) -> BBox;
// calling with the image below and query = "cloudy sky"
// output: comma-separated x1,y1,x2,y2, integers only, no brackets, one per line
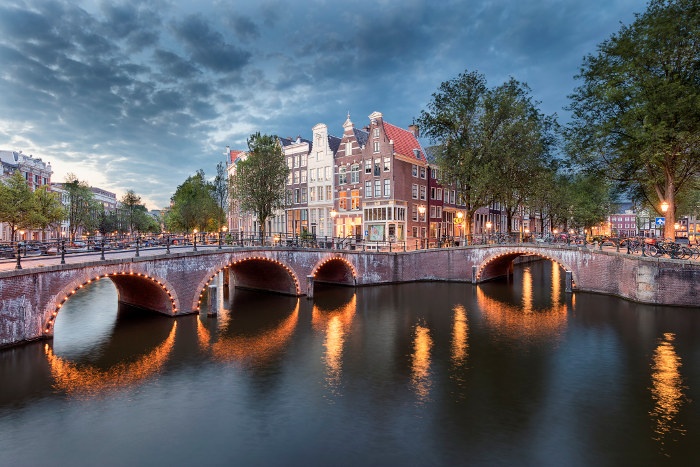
0,0,647,209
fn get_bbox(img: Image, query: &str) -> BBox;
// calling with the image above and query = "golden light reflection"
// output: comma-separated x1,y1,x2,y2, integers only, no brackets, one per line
551,263,561,305
45,322,177,397
208,301,300,365
451,305,469,367
312,294,357,391
411,324,433,403
522,267,533,313
476,286,567,342
650,333,686,452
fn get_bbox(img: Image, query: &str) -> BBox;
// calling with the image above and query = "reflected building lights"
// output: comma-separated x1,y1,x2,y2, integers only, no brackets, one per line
551,263,561,305
312,294,357,392
650,332,686,452
522,267,533,313
45,322,177,397
411,324,433,403
451,305,469,367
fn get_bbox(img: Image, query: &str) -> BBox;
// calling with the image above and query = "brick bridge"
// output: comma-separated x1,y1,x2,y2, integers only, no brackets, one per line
1,245,698,348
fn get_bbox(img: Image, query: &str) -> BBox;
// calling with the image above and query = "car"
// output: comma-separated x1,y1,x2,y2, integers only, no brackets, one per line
675,237,690,244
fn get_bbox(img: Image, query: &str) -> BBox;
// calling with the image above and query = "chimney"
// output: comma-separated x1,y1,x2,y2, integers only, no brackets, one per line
408,123,419,138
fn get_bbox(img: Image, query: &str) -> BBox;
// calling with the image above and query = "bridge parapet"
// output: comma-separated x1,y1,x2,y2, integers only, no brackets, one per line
1,246,698,349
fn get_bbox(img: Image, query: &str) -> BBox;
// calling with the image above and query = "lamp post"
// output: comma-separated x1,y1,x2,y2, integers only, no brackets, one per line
193,228,198,251
330,210,337,248
454,211,464,245
418,205,426,249
486,221,492,244
660,201,669,239
15,230,24,270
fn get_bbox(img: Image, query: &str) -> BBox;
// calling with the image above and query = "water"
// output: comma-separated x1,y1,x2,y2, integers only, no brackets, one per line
1,260,698,466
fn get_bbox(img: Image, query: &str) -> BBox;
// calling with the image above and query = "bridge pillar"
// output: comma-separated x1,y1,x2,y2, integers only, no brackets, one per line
565,270,573,293
207,284,218,317
306,275,314,299
472,265,478,283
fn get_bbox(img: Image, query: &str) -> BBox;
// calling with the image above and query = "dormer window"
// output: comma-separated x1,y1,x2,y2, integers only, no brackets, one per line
413,149,420,159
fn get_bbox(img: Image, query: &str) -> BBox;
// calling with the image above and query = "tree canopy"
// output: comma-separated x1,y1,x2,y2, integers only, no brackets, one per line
418,70,557,238
230,132,289,239
166,170,220,233
566,0,700,239
0,171,36,240
63,174,98,241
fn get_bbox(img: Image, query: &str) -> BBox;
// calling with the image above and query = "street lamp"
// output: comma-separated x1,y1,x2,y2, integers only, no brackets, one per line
193,228,198,251
330,210,338,244
418,205,426,249
486,221,492,244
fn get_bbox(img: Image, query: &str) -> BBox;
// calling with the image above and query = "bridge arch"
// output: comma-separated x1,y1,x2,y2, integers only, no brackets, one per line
193,256,301,312
475,248,578,289
44,271,180,337
311,255,357,286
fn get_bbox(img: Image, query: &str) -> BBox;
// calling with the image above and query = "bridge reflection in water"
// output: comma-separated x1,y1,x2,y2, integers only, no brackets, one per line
5,259,696,465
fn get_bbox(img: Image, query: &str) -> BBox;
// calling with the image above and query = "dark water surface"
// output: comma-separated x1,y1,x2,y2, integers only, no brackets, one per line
1,261,698,466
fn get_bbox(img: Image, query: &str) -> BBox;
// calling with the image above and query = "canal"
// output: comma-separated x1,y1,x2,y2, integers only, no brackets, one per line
0,260,698,466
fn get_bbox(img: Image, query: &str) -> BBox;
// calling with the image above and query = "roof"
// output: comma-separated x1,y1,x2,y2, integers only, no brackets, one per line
383,121,426,162
353,128,369,147
328,135,341,154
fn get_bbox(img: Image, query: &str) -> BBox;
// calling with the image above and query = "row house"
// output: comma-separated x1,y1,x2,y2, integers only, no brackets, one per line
0,150,53,241
308,123,341,238
281,136,311,236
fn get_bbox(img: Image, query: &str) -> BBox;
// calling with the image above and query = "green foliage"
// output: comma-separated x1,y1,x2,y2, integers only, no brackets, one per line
418,70,558,236
230,132,289,238
0,171,36,240
566,0,700,239
32,185,65,233
63,173,98,241
166,170,220,233
212,161,229,229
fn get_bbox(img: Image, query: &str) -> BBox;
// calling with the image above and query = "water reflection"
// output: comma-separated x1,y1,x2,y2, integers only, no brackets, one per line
45,322,177,397
451,305,469,367
202,291,300,366
650,332,686,453
477,261,567,342
312,289,357,392
411,324,433,403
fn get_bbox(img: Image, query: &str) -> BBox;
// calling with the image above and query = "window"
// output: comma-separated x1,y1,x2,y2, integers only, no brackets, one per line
450,190,455,204
301,170,307,183
412,165,418,177
384,179,390,197
412,205,418,221
420,167,426,179
288,157,293,169
444,190,449,202
412,184,418,199
309,188,316,202
437,206,442,219
374,159,381,176
34,174,40,184
293,171,300,184
351,190,360,210
431,168,438,179
339,166,347,184
420,186,426,200
350,164,360,184
301,187,307,203
326,185,332,200
437,188,442,200
374,180,381,197
383,157,391,172
346,142,352,156
365,181,373,198
310,169,316,182
294,155,300,167
325,167,331,180
301,154,307,166
373,141,380,153
317,186,324,201
294,189,300,204
430,206,436,218
373,128,380,138
317,151,322,161
339,191,348,211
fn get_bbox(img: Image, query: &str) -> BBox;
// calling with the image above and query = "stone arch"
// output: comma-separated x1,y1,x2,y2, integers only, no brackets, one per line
193,256,301,312
311,255,357,286
44,270,180,337
475,248,578,288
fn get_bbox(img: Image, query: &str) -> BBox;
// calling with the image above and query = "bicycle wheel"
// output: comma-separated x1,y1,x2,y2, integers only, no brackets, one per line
647,244,659,256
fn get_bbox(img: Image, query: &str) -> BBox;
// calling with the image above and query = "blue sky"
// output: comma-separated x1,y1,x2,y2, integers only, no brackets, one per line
0,0,647,208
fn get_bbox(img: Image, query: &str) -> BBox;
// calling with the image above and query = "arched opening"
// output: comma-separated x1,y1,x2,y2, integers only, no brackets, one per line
46,272,179,337
476,251,574,290
195,257,301,313
313,257,356,287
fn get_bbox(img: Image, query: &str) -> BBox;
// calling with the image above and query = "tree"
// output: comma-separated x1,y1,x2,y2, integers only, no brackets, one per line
484,78,558,234
212,161,229,231
566,0,700,240
167,170,219,233
230,132,289,239
418,70,556,239
63,174,97,242
120,190,142,234
0,170,35,240
417,70,494,239
31,185,65,237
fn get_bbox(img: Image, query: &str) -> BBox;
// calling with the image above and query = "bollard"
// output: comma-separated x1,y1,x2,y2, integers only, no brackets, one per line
207,284,218,316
